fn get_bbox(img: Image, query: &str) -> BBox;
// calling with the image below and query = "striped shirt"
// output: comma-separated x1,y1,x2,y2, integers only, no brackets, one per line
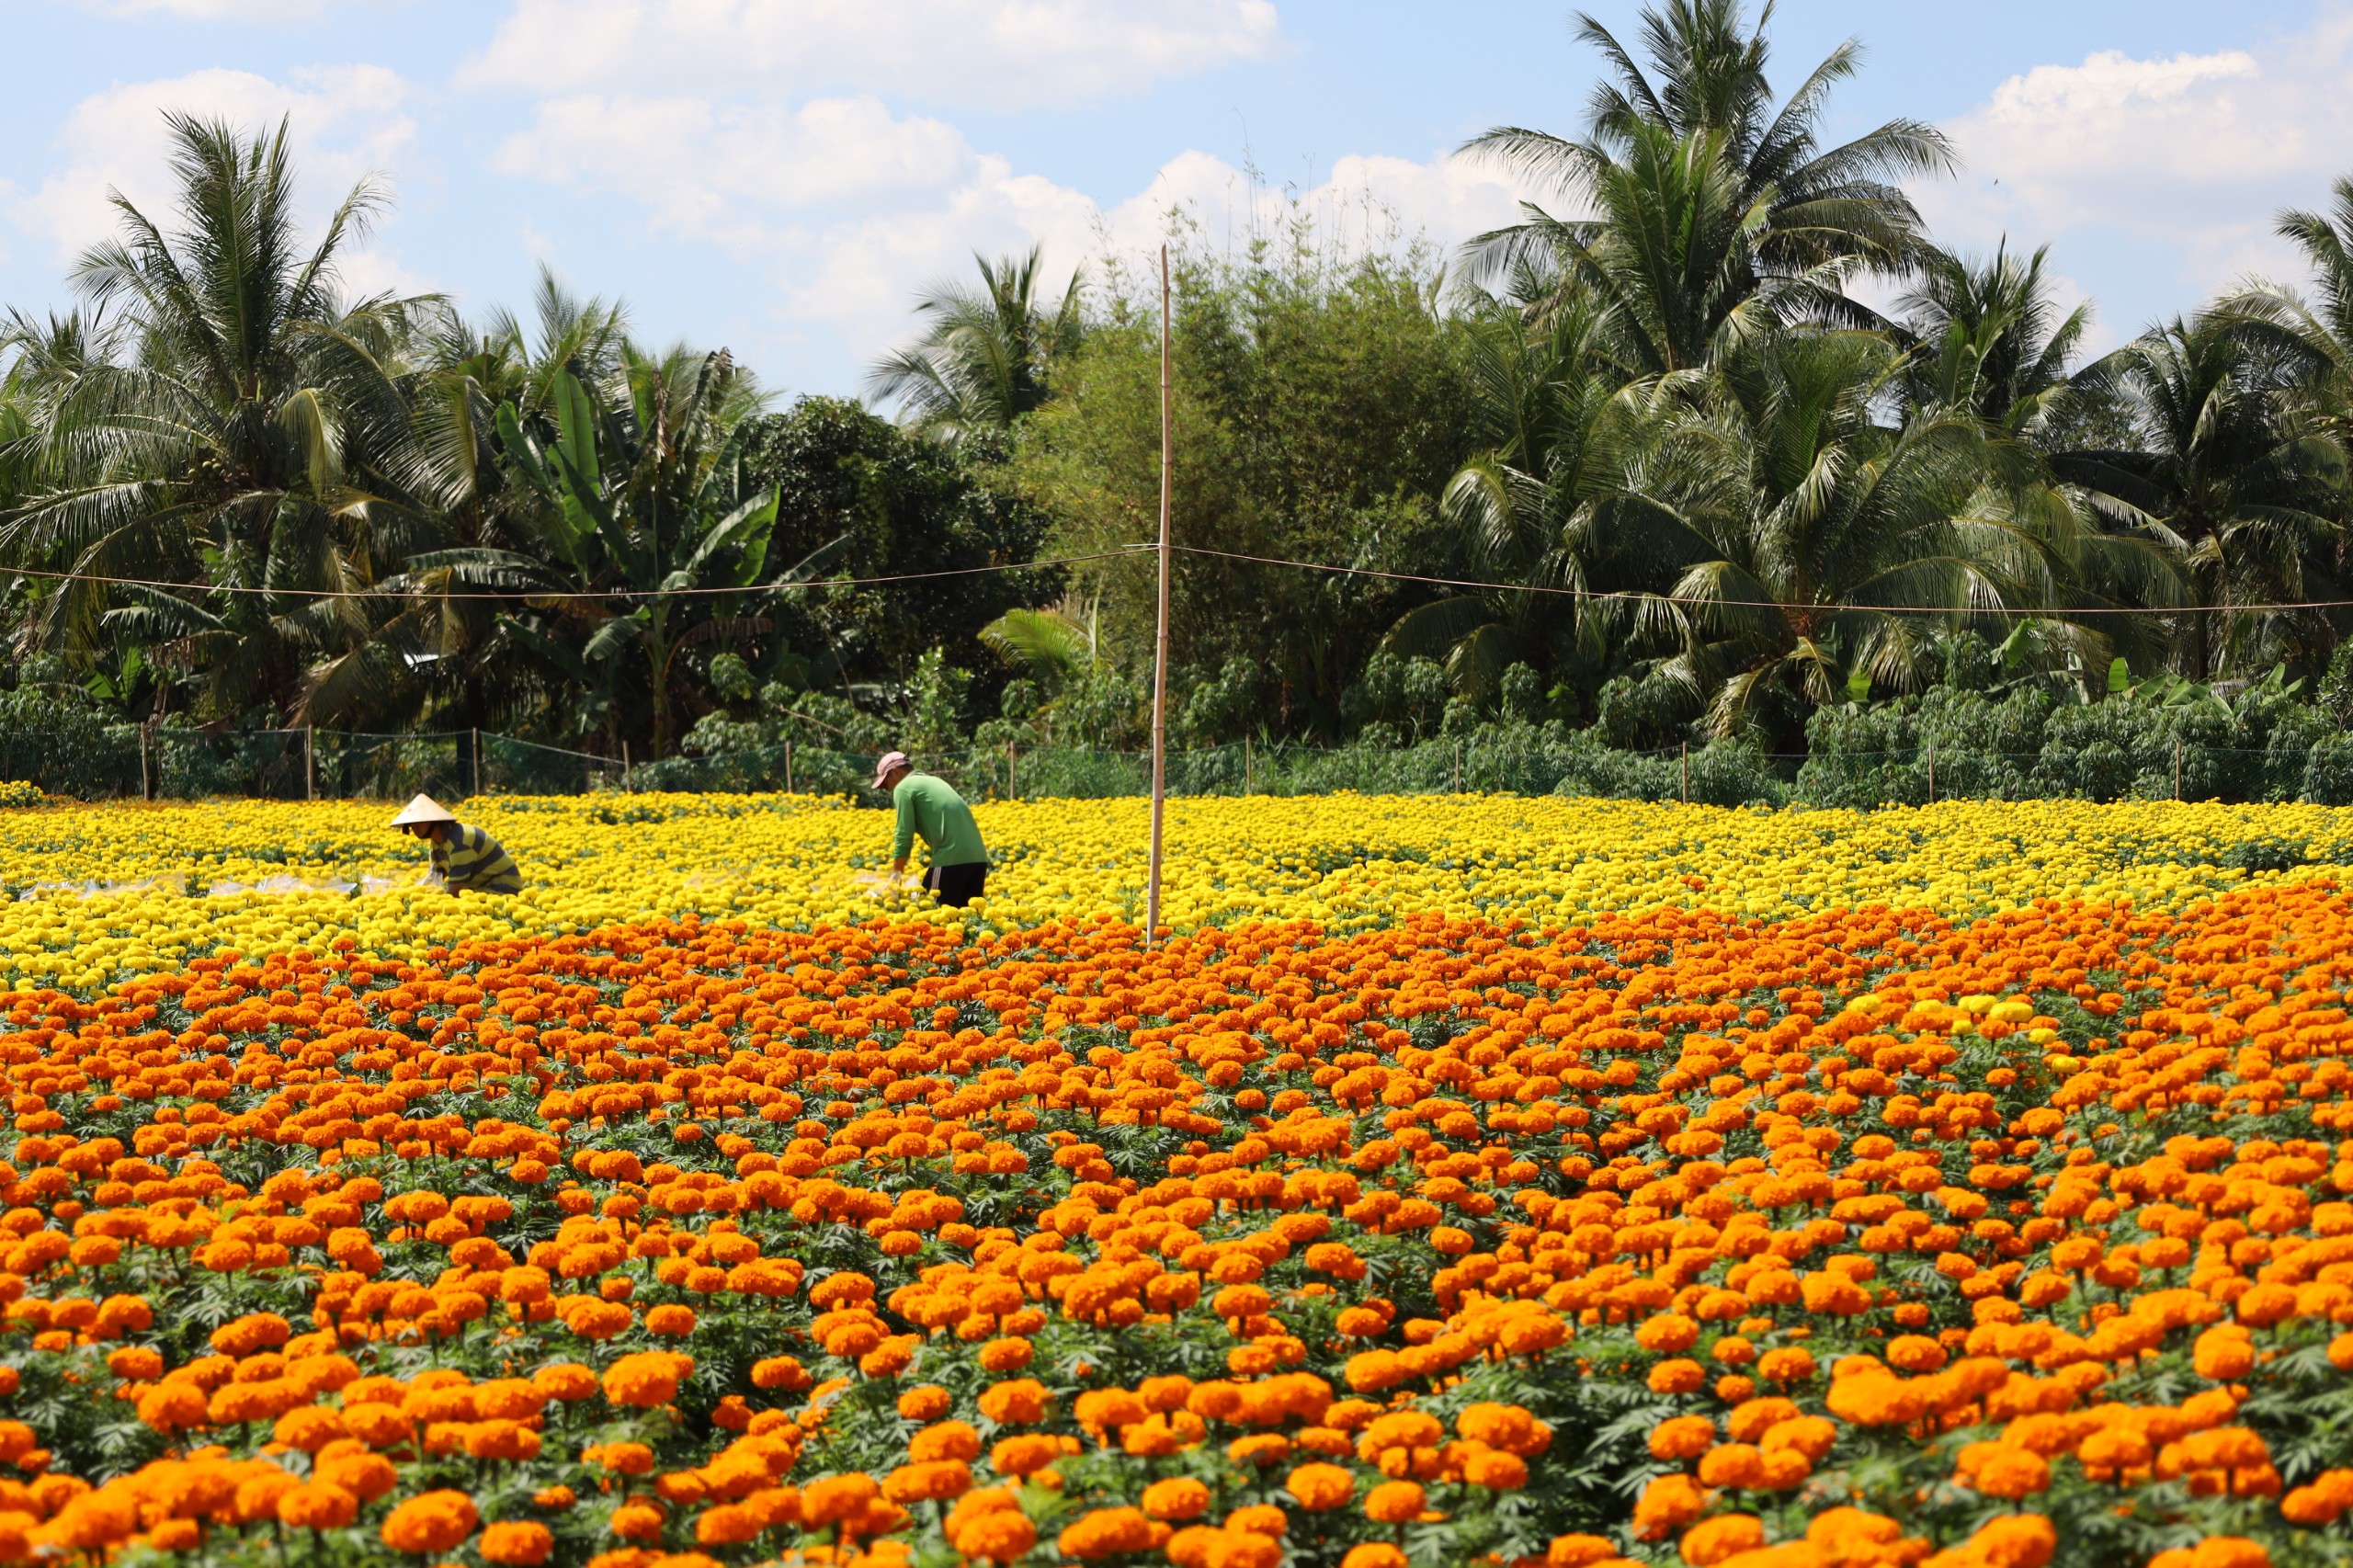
431,824,522,894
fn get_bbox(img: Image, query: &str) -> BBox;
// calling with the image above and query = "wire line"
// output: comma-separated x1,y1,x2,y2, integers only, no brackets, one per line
0,552,1118,602
7,542,2351,618
1152,544,2350,618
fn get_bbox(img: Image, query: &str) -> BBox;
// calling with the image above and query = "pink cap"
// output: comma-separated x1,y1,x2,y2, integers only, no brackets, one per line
871,751,911,790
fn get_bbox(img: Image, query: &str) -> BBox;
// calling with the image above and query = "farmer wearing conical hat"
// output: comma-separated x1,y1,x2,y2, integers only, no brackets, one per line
390,795,522,896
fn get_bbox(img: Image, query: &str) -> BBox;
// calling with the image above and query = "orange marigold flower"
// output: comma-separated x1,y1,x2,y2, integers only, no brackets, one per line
950,1506,1037,1562
315,1452,398,1502
1755,1347,1815,1384
910,1421,981,1464
2193,1327,2255,1381
1058,1506,1156,1560
990,1436,1063,1477
108,1347,165,1381
1287,1463,1356,1511
276,1483,358,1532
2188,1540,2270,1568
977,1379,1049,1425
1950,1515,2057,1568
1648,1358,1706,1396
1635,1313,1699,1353
1649,1415,1716,1461
643,1304,696,1337
1632,1474,1706,1541
1463,1449,1528,1489
1697,1444,1763,1489
532,1364,598,1403
480,1521,554,1566
380,1490,478,1555
603,1352,689,1408
1680,1515,1766,1567
881,1461,972,1506
1341,1549,1407,1568
801,1473,879,1527
977,1337,1034,1373
1142,1478,1211,1520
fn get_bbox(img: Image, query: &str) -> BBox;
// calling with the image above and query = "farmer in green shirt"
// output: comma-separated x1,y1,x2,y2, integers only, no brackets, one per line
873,751,990,907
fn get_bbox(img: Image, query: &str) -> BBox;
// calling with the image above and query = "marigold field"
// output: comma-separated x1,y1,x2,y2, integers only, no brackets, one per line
0,793,2347,1568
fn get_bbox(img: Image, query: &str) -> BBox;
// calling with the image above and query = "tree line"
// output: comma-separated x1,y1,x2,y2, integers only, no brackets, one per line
11,0,2353,779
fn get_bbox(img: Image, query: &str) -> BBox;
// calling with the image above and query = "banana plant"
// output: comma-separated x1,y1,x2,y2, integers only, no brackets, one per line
475,352,847,756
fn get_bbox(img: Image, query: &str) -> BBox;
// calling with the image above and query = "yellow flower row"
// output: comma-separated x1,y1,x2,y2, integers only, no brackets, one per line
0,790,2347,989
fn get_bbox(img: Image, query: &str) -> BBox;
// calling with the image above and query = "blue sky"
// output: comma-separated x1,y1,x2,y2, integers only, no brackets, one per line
1,0,2346,401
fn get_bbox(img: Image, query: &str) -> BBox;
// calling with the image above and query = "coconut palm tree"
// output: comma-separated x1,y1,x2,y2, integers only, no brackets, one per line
866,247,1083,440
1613,329,2064,741
1895,245,2188,676
1461,0,1951,369
2069,316,2345,679
0,114,435,722
298,270,636,735
2221,176,2353,414
2214,176,2353,658
1899,243,2091,437
1381,290,1647,696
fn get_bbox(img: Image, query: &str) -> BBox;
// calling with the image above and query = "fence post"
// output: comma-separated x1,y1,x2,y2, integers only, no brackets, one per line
1007,741,1017,801
1927,742,1936,804
784,739,794,796
471,728,482,798
1244,736,1253,797
139,726,151,801
304,726,315,801
1454,740,1463,794
2175,738,2183,801
1680,741,1689,806
621,741,632,793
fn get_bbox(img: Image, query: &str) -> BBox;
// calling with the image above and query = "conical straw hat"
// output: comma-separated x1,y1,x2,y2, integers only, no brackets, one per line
389,794,457,827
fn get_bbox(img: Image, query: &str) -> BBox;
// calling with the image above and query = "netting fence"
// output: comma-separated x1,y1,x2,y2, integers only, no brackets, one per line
10,726,2353,808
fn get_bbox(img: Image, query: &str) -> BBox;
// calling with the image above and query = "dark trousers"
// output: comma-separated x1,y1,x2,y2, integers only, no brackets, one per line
925,861,989,908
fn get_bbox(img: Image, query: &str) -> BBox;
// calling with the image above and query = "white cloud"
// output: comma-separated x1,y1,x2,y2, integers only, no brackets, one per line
772,157,1102,350
1922,10,2353,312
460,0,1284,108
336,245,436,301
15,65,420,270
494,95,977,244
491,91,1530,367
787,145,1529,361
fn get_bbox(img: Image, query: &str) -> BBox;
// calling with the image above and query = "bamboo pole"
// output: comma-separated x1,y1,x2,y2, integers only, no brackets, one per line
1244,736,1252,797
1927,742,1937,804
471,728,482,798
1145,244,1174,947
784,738,794,796
305,726,315,801
1680,741,1688,805
1008,740,1017,801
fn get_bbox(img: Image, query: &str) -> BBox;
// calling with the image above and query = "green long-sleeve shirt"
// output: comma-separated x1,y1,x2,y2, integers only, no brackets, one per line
892,772,988,867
